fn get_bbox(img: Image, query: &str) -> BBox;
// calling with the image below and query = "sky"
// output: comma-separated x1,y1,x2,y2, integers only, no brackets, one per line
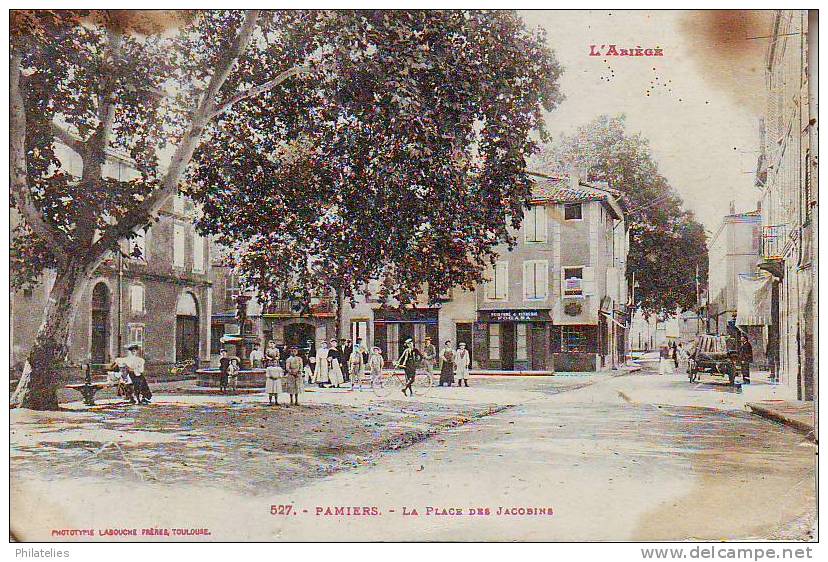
519,10,770,233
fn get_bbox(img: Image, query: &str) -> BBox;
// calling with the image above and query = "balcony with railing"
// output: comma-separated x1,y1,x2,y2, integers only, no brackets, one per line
761,224,788,260
263,297,334,317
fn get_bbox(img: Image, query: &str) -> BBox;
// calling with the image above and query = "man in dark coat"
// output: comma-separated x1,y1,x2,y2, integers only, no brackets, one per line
395,338,422,397
342,339,354,383
739,335,753,384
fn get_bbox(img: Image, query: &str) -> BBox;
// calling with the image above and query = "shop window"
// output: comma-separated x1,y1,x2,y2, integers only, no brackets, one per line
524,205,548,243
351,320,369,346
387,323,400,363
516,323,528,361
564,203,582,220
562,326,588,352
488,323,501,360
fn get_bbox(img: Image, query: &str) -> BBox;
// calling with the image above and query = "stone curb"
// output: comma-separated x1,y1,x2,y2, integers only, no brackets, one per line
747,403,816,442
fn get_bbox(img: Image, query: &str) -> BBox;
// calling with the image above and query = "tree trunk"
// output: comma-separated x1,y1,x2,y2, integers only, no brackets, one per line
335,287,345,340
11,261,93,410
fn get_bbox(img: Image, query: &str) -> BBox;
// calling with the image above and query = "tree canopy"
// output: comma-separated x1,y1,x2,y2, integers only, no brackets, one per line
538,115,708,317
190,10,563,309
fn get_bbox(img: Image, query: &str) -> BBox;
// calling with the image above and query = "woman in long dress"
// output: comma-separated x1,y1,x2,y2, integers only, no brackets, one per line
438,340,455,387
313,342,329,387
658,344,674,375
327,339,345,387
454,342,470,387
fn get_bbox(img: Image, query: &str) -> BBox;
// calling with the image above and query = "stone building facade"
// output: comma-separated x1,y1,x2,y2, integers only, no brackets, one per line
11,146,213,381
339,173,629,372
755,10,816,400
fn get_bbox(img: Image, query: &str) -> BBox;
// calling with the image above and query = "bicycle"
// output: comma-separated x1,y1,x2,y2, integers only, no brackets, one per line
371,367,435,398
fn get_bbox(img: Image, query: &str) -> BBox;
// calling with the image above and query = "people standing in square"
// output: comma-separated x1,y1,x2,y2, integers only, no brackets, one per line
455,342,470,387
439,340,456,387
283,347,304,405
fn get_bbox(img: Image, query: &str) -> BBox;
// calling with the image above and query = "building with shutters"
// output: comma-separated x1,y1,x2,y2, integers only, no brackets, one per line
11,145,213,382
754,10,816,400
338,172,629,372
472,173,629,372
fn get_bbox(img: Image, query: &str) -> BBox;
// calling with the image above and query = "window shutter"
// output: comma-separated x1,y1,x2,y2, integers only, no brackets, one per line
583,266,595,295
538,206,547,242
538,262,549,299
523,261,532,300
496,262,508,299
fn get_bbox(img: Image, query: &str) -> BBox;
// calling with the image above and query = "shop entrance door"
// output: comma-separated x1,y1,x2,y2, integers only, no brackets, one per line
501,322,516,370
530,324,546,370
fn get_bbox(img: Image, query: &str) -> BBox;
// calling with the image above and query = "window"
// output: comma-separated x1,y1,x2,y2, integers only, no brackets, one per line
351,320,369,344
173,223,187,268
488,324,501,360
129,284,145,313
524,205,547,243
563,267,584,297
192,231,205,273
485,261,508,301
516,323,528,361
523,260,549,301
562,326,587,352
224,276,240,307
564,203,583,220
129,228,147,261
127,323,145,347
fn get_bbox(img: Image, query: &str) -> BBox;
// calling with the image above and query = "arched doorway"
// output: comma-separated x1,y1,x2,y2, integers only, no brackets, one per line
284,323,315,352
90,282,111,365
176,292,200,365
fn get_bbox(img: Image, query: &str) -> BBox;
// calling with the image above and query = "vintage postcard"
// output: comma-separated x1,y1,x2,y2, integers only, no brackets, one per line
8,6,818,546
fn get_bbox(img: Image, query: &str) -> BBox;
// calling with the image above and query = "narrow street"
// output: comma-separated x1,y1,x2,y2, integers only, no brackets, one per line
12,369,816,541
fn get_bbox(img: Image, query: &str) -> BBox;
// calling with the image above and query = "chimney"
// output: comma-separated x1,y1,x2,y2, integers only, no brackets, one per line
565,160,583,189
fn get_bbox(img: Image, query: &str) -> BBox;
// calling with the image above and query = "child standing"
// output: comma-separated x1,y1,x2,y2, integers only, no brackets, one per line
265,358,284,405
349,345,365,391
227,357,241,394
284,347,304,406
368,347,384,389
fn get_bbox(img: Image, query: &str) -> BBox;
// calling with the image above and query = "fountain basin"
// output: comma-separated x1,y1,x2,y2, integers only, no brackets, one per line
196,368,266,389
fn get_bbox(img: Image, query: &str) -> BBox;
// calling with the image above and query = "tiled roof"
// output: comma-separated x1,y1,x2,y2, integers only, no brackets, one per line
529,175,621,204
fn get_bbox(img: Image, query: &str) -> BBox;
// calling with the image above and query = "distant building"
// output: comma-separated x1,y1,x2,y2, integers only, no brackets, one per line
706,206,767,365
755,10,815,400
11,144,213,380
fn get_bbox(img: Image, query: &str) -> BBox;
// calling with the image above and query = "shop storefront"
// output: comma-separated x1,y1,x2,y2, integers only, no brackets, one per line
373,307,439,365
475,309,552,371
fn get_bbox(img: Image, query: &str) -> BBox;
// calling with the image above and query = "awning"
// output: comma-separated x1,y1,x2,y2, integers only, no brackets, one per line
736,272,773,326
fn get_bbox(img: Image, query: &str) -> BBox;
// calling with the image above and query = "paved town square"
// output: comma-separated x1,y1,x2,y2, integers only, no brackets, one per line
11,365,815,541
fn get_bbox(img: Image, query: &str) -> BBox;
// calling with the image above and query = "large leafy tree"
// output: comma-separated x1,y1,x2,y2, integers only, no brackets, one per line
189,10,562,334
539,115,708,317
10,10,344,409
